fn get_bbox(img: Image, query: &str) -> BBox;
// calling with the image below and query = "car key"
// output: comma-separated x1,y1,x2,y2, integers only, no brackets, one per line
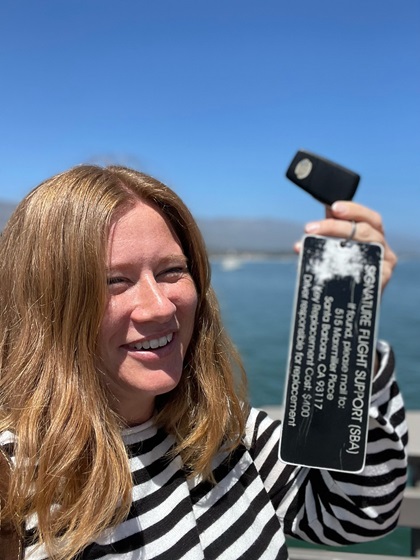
285,150,360,205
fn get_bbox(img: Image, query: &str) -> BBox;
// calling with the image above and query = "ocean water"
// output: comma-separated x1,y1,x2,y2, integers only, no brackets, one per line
211,256,420,557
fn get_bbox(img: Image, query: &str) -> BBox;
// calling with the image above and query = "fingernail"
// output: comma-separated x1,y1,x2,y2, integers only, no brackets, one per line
305,222,320,233
331,202,346,214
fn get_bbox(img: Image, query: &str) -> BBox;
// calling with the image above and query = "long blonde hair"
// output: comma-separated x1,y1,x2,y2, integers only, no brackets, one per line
0,165,248,559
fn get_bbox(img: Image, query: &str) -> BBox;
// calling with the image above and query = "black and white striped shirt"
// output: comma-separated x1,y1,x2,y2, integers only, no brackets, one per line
2,342,408,559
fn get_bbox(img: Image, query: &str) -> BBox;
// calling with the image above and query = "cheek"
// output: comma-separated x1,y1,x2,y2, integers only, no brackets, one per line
186,301,198,339
180,291,199,364
98,300,122,348
186,285,199,318
178,285,198,334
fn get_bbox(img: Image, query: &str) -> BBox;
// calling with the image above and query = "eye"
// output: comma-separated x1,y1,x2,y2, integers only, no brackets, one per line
106,276,132,295
157,265,190,282
107,276,128,286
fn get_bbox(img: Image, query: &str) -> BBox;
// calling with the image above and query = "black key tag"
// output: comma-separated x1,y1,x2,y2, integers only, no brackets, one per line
280,235,383,472
286,150,360,205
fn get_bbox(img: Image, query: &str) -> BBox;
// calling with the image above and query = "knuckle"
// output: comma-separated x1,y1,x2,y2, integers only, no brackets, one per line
372,211,384,232
356,222,368,240
389,250,398,269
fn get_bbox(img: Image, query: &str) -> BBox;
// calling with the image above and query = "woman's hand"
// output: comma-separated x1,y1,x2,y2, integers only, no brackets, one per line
294,201,397,291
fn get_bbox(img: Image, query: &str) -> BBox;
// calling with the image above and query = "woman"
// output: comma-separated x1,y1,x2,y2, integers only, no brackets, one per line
0,165,407,559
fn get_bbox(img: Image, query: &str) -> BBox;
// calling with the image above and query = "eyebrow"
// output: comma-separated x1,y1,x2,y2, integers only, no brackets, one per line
158,254,189,267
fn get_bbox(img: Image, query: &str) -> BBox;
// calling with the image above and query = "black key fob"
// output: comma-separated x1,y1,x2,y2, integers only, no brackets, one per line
285,150,360,206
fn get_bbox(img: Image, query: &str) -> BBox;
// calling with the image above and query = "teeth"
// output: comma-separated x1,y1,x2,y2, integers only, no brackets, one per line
130,333,173,351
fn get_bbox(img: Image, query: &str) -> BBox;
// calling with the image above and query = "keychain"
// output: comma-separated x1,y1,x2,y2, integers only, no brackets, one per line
280,151,382,472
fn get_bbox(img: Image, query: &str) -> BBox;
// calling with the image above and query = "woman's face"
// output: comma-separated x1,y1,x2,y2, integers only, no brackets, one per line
98,200,198,425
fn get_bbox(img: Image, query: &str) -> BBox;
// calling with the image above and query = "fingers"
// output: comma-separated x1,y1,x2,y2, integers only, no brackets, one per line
297,200,398,290
307,201,384,241
305,217,385,245
327,201,384,234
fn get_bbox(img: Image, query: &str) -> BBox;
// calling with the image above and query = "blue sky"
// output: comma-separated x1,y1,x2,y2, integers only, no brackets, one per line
1,0,419,238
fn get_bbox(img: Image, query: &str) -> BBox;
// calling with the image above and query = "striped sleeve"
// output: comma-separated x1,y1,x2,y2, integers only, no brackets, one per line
251,340,408,546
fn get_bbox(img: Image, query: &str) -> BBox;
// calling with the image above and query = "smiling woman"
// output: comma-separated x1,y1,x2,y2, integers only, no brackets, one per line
0,164,408,560
0,165,248,559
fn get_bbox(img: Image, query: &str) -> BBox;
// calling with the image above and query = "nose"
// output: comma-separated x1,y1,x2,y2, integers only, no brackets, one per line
130,276,176,324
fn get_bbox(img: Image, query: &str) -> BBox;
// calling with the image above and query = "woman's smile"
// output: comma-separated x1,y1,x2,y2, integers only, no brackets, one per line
125,332,174,351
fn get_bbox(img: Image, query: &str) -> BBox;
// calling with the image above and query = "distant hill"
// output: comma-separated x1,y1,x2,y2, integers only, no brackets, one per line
198,218,420,258
1,200,419,258
0,201,17,231
197,218,301,255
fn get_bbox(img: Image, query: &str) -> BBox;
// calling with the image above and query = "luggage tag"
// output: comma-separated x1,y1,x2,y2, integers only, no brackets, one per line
280,234,383,472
